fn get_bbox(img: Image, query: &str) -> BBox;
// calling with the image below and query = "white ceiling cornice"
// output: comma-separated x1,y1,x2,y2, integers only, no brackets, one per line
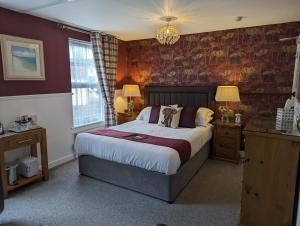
0,0,299,41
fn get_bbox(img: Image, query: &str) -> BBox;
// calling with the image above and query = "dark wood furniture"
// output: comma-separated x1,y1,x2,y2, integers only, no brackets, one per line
0,176,3,213
213,120,241,163
78,86,216,203
0,128,48,198
239,117,300,226
117,112,138,124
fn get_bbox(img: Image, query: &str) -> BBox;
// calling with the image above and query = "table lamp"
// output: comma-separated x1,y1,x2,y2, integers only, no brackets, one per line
122,84,141,115
215,86,240,122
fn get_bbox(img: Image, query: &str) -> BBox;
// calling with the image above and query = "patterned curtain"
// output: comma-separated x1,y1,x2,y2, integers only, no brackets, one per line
91,32,118,127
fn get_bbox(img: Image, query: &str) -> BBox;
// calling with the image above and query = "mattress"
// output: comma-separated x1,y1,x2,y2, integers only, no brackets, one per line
75,120,212,175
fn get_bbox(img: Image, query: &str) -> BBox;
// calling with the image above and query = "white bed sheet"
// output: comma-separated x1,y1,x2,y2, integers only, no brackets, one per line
75,120,212,175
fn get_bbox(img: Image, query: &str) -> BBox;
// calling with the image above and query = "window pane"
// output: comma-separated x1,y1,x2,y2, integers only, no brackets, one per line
69,39,104,127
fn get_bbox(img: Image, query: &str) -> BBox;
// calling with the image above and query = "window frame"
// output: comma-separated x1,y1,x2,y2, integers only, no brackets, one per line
68,38,104,129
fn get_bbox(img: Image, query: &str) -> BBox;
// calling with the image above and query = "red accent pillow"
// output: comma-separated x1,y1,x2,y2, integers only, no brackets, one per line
179,107,198,128
149,106,161,123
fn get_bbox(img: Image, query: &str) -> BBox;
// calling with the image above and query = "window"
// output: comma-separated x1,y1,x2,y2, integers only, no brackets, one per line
69,39,104,128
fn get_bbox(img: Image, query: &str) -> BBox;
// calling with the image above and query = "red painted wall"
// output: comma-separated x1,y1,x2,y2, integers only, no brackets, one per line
117,21,300,120
0,7,90,97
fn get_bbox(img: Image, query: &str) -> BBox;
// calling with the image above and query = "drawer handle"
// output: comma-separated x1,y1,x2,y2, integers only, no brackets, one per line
18,138,33,144
242,158,250,164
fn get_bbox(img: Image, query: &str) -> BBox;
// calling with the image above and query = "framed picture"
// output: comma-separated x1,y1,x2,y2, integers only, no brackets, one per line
0,34,45,80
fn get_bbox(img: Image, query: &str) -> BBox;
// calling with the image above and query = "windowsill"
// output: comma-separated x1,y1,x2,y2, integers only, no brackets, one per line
71,121,105,133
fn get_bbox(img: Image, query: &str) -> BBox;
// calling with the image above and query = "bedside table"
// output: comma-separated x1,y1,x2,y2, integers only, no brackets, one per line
0,128,48,197
213,119,241,163
117,112,138,124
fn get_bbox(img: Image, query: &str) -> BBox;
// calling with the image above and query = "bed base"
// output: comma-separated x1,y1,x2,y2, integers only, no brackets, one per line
78,142,210,203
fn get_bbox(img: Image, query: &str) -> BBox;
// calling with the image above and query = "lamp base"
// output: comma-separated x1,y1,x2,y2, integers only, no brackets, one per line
127,99,134,115
221,115,230,123
219,106,234,123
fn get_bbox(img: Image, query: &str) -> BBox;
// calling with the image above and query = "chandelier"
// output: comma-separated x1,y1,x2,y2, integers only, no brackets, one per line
156,16,180,45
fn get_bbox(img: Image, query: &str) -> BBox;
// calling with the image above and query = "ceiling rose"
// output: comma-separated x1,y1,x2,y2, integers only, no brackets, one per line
156,16,180,45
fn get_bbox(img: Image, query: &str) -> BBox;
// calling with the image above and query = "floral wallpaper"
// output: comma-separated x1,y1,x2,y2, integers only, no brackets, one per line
117,21,300,122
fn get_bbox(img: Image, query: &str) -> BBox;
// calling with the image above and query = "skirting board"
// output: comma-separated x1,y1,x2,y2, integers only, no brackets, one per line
48,153,76,169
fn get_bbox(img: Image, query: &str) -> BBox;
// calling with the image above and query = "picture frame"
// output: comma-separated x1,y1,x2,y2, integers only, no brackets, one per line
0,34,45,80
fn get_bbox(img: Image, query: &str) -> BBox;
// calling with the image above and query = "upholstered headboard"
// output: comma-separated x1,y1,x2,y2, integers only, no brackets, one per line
144,86,215,108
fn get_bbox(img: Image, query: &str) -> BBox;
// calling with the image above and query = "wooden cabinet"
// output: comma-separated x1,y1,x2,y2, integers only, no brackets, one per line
117,112,138,124
0,128,48,197
213,119,241,163
239,117,300,226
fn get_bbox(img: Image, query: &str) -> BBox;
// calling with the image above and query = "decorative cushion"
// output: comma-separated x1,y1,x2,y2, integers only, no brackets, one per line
179,107,198,128
158,106,183,128
148,105,178,124
149,106,161,123
136,107,152,121
195,107,214,127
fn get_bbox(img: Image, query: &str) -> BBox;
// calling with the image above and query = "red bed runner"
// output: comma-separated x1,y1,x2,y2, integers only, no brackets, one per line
89,129,191,165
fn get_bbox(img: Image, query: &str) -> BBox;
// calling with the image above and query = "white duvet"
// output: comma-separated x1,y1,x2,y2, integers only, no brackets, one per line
75,120,212,175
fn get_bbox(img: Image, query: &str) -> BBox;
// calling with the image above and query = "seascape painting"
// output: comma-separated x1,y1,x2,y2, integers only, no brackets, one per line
11,45,37,73
0,34,45,80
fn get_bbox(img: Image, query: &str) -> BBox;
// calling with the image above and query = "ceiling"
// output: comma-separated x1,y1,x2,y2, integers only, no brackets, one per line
0,0,299,41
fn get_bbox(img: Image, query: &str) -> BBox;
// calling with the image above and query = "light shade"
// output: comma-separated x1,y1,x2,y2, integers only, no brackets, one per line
156,24,180,45
122,85,141,97
215,86,240,102
114,89,128,113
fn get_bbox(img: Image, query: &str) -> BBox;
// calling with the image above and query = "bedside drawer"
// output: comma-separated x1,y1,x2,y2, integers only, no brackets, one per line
8,133,40,149
117,112,137,124
117,116,134,124
213,120,241,163
216,136,236,149
216,127,236,137
215,147,235,159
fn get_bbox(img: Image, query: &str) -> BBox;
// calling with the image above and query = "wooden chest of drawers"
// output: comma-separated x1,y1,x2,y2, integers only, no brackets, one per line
117,112,138,124
213,119,241,163
239,117,300,226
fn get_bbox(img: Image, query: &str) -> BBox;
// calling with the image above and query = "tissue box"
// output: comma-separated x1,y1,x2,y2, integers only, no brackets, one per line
276,108,294,131
18,156,39,178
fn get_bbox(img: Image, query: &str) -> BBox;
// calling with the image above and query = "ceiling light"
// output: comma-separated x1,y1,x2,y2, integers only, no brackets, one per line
156,16,180,45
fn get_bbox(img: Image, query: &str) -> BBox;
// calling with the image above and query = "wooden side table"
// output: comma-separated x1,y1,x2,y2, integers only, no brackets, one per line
213,119,241,163
117,112,138,124
0,128,48,197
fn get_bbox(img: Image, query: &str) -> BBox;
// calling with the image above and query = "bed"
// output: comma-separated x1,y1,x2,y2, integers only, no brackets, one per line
76,86,215,203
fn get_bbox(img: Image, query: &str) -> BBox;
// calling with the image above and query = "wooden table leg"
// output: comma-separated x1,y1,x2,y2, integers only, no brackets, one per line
40,129,48,181
30,143,37,157
0,150,8,198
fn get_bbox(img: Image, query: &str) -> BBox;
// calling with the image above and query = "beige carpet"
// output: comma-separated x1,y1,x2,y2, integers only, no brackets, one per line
0,159,242,226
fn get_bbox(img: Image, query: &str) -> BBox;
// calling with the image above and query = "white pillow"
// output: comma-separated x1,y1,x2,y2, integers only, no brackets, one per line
158,106,183,128
136,105,179,122
195,107,214,127
136,106,152,121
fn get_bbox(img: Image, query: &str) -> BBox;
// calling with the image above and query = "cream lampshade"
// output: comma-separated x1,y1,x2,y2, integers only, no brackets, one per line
122,85,141,114
122,85,141,97
114,89,128,113
215,86,240,123
215,86,240,102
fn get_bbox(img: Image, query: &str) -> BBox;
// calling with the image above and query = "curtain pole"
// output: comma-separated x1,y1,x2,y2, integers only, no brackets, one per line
57,23,116,38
